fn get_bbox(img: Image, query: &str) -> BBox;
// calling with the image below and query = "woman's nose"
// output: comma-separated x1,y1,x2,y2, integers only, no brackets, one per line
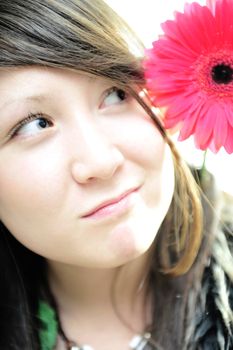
70,126,124,184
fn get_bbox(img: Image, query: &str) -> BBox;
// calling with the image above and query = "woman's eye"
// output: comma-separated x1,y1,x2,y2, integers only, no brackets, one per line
101,87,129,108
10,114,52,138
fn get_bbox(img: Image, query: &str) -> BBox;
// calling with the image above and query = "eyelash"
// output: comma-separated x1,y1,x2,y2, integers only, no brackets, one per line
8,111,50,138
8,87,129,139
104,87,129,103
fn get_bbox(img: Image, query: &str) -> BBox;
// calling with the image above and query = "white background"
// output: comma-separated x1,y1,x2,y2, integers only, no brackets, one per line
106,0,233,195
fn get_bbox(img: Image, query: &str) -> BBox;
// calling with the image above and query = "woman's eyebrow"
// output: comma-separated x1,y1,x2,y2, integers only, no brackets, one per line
0,94,50,112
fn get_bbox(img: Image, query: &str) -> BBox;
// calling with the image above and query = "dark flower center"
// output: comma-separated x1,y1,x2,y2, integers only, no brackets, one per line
211,64,233,84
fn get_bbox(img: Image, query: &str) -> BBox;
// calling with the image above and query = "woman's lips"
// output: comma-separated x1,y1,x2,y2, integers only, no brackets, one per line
81,187,139,220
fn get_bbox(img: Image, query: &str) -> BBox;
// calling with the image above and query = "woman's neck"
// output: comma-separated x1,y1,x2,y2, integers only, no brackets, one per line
47,251,150,314
46,252,152,348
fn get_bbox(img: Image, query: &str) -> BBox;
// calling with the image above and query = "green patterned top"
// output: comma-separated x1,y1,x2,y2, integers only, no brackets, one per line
37,300,58,350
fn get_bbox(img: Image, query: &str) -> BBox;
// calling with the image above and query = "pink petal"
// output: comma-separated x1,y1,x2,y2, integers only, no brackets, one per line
184,3,216,50
161,19,197,55
175,13,202,53
164,94,194,120
224,125,233,153
189,4,216,49
224,105,233,128
214,0,233,45
161,20,180,42
206,0,216,15
178,114,197,141
208,139,220,153
213,106,228,150
148,82,189,97
194,110,213,150
152,40,194,63
178,99,209,141
147,77,187,92
195,132,213,151
194,108,214,149
152,93,179,107
153,58,192,72
164,115,186,129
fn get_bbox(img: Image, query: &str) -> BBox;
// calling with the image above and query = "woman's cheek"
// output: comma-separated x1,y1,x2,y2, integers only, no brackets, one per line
0,146,65,228
112,114,165,166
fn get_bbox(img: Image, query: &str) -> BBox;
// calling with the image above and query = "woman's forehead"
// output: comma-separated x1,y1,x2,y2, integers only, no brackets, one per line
0,67,97,101
0,67,54,109
0,67,119,117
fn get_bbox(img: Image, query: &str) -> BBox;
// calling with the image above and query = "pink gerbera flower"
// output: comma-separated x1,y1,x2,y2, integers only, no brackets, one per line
144,0,233,153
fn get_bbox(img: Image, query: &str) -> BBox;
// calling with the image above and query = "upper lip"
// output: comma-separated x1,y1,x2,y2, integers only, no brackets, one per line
81,187,139,218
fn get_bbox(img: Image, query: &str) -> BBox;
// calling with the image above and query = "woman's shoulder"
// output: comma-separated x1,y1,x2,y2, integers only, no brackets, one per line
191,191,233,350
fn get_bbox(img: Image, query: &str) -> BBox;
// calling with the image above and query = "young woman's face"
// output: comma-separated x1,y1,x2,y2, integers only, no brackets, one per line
0,67,174,268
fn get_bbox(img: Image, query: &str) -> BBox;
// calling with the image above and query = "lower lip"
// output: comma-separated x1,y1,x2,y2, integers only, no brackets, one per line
82,189,139,220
